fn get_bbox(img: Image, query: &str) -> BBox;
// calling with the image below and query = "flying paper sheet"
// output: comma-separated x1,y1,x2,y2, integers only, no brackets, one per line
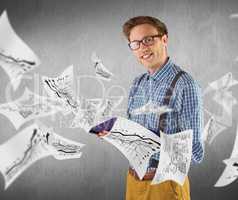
71,96,123,132
214,158,238,187
230,13,238,19
0,123,84,190
38,124,85,160
212,90,237,115
42,65,79,114
215,124,238,187
97,96,123,121
203,116,227,144
98,117,161,180
130,100,173,115
0,10,40,90
91,52,113,81
203,72,238,95
71,100,98,131
0,88,63,129
215,109,233,127
151,129,193,186
85,98,104,109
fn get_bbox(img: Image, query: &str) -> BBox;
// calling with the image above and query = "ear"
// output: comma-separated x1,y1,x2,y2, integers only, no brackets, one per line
161,34,168,46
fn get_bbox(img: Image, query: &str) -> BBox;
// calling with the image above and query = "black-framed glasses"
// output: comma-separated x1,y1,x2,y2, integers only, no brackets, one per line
128,34,162,50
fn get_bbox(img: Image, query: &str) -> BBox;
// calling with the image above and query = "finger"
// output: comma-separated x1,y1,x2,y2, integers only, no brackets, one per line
97,132,105,137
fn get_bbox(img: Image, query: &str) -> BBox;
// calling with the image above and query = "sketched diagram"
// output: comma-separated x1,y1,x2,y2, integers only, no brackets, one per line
42,65,79,114
203,116,227,144
91,52,113,81
0,123,85,190
215,124,238,187
71,98,100,131
97,96,123,120
151,130,193,186
0,88,64,130
97,117,161,180
0,10,40,91
71,96,123,132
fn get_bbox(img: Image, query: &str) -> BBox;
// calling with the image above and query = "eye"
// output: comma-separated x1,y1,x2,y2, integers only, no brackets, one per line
143,36,153,44
129,41,140,50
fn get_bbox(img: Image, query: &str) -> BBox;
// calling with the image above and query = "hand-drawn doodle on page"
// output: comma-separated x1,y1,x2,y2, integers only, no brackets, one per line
0,10,40,91
45,130,85,160
42,65,79,114
151,129,193,186
91,52,113,81
86,96,123,117
203,72,238,95
0,122,85,190
203,116,227,144
85,98,104,109
130,100,173,115
100,117,161,180
70,98,98,131
96,96,124,121
0,88,63,130
215,124,238,187
71,96,123,132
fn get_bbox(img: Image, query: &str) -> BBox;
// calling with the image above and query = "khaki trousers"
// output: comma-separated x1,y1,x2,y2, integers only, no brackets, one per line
125,172,191,200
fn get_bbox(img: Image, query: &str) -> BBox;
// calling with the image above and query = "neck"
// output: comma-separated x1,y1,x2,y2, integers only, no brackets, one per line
148,56,169,75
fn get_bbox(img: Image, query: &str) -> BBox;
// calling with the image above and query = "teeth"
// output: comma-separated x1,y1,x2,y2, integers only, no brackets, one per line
143,55,150,58
142,53,152,59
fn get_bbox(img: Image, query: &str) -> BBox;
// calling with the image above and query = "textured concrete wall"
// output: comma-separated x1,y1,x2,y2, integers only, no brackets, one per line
0,0,238,199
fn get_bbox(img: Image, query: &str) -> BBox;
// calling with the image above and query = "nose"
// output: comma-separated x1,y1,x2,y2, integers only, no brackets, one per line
139,42,149,50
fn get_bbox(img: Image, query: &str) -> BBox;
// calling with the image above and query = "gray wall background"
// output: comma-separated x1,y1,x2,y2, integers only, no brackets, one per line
0,0,238,199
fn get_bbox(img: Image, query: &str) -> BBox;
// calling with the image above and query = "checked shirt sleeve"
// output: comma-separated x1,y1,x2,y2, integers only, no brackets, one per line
178,81,204,164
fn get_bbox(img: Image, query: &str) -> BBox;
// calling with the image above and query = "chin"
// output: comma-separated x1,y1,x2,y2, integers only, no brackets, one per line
141,61,153,68
144,63,156,69
143,65,153,72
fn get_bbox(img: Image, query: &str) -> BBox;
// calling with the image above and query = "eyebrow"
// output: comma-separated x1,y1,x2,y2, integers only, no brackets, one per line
130,35,155,42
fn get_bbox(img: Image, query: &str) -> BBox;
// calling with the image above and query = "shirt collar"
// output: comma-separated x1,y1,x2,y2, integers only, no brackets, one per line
146,57,172,81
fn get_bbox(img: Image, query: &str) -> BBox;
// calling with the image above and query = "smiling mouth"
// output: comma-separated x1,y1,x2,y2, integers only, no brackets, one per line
140,53,153,60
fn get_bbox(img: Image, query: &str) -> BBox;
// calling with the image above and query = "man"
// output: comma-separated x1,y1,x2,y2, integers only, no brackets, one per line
100,16,204,200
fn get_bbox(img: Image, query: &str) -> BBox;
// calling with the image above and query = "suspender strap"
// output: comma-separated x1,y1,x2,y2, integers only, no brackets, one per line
159,71,185,133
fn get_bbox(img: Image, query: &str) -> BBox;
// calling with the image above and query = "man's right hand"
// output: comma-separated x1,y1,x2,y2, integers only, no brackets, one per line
97,130,110,137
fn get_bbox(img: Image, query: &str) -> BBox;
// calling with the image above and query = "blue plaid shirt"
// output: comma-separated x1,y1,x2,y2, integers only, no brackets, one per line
127,58,204,167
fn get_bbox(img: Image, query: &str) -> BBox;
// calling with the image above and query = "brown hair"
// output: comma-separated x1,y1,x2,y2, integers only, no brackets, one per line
122,16,168,41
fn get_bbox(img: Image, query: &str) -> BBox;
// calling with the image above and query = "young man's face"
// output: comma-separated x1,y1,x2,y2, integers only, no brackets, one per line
129,23,168,73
